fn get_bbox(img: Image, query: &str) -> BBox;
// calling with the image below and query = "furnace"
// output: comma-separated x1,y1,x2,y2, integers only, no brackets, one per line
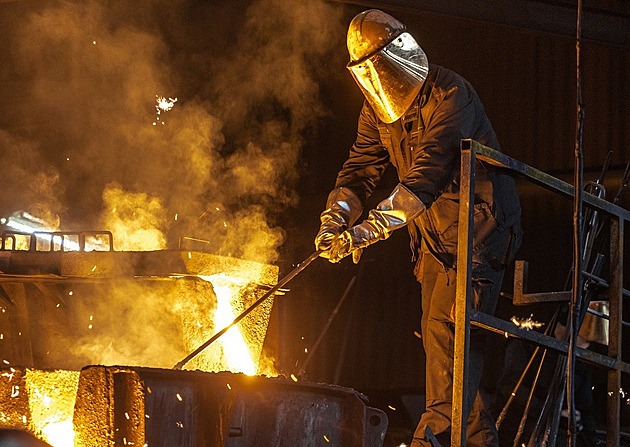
0,230,388,446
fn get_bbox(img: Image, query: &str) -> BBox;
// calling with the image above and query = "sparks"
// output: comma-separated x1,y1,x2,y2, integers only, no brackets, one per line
176,393,182,401
290,374,298,382
388,405,396,411
511,314,544,330
156,96,177,112
324,435,330,442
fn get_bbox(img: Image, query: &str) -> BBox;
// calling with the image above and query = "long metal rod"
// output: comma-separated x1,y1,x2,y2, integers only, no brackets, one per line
297,275,357,378
567,0,585,442
173,250,321,370
513,347,548,447
496,309,560,430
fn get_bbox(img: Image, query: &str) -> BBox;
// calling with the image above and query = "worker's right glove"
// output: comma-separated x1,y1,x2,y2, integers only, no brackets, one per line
327,183,426,264
314,187,363,258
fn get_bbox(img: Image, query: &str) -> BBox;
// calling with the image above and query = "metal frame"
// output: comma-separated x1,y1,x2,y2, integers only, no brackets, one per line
453,139,630,445
0,230,114,252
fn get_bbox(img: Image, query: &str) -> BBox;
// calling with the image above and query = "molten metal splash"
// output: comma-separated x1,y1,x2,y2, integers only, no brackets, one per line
199,274,256,375
25,369,80,447
40,420,74,447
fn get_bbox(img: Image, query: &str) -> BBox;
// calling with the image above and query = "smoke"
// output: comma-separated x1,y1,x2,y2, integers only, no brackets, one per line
0,0,345,264
102,183,167,251
0,131,63,229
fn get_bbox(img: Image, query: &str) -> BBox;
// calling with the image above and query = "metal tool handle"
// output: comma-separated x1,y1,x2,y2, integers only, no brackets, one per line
173,250,321,370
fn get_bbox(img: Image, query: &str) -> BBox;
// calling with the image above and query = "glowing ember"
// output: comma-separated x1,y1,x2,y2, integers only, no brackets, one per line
156,96,177,112
511,315,544,330
199,274,256,375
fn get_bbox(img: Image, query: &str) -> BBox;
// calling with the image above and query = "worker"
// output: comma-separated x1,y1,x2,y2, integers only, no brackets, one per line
314,9,522,446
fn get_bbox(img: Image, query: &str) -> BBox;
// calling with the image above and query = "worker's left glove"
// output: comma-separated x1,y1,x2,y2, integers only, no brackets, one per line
328,184,425,263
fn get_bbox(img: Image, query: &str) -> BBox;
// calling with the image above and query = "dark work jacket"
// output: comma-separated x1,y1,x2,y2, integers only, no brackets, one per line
334,64,521,270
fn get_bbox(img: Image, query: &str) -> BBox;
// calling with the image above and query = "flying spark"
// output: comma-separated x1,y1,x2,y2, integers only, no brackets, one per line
511,315,544,330
156,96,178,112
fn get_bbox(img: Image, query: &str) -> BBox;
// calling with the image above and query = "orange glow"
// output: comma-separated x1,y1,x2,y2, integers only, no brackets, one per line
199,274,256,375
25,369,79,447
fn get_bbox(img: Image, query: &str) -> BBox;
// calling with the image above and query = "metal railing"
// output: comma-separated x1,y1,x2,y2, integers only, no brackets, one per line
453,139,630,446
0,230,114,252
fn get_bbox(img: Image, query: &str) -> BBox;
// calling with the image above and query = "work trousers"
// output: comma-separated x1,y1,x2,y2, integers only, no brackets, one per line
411,231,511,447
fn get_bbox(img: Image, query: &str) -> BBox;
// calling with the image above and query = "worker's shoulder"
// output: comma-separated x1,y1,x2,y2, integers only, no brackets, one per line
428,64,478,103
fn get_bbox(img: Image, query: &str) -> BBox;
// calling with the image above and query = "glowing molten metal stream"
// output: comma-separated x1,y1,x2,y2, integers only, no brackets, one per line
199,274,256,375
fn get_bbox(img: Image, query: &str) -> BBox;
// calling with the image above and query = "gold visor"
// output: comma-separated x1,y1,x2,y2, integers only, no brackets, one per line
347,33,428,123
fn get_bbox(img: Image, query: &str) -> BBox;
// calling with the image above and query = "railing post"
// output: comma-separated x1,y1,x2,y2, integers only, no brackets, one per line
452,141,476,445
607,216,623,447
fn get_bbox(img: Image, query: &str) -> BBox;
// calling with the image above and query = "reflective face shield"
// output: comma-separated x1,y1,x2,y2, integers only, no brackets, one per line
347,33,428,123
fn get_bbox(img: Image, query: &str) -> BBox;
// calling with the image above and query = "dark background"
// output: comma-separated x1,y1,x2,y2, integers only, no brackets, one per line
1,0,629,442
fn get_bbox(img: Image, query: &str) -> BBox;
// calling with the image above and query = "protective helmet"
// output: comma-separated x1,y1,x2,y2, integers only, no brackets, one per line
347,9,428,123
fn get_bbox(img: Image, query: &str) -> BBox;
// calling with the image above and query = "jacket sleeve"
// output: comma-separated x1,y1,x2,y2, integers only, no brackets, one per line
402,82,478,207
333,101,391,204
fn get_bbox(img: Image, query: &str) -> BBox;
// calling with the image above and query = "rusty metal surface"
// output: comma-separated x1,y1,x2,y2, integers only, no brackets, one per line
1,366,387,447
0,252,279,373
0,249,279,282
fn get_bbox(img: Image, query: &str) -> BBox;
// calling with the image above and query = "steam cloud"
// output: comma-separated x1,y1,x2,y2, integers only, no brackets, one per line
0,0,345,264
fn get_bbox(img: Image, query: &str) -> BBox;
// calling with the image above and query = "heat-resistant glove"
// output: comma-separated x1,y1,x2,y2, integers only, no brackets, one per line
314,187,363,258
327,183,425,263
